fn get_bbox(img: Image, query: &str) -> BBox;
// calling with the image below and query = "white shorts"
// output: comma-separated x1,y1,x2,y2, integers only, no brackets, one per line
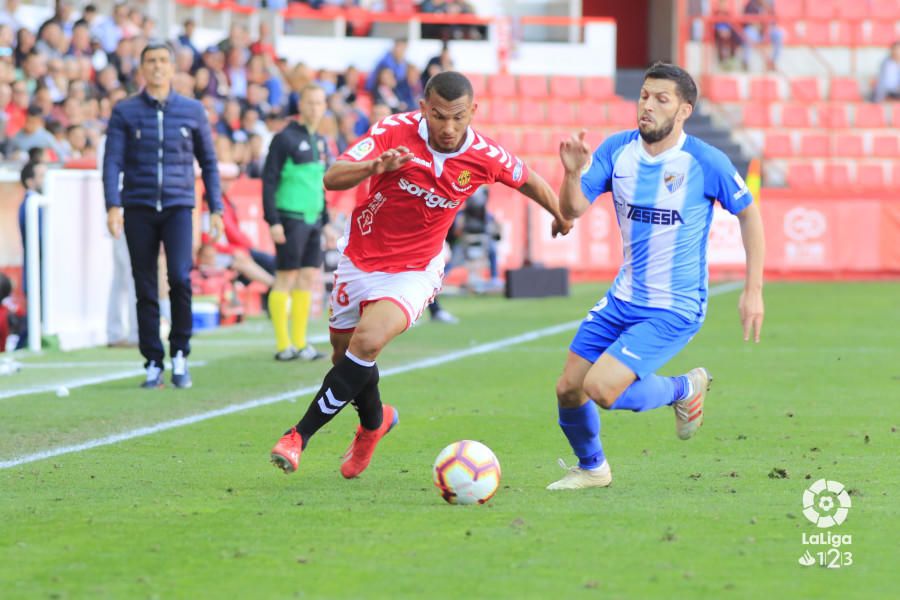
328,254,443,333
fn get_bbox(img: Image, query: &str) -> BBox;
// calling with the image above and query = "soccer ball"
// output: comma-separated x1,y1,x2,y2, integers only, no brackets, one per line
432,440,501,505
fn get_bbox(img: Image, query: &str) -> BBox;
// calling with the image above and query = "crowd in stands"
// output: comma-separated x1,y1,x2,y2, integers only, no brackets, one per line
0,1,465,174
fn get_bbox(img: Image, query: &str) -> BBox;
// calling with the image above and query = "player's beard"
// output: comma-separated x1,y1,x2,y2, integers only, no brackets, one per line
638,115,675,144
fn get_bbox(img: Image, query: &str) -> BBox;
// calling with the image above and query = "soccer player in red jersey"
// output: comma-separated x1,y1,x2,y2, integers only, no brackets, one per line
271,71,572,478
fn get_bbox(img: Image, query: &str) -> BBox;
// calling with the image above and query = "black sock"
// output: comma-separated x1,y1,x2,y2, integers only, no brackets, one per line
428,299,441,316
353,364,383,431
295,352,375,446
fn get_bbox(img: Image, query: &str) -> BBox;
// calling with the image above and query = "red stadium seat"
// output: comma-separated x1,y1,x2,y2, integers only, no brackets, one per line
488,74,517,98
836,2,871,18
872,135,899,158
871,0,900,18
825,163,852,188
775,0,804,18
521,129,552,155
518,100,546,125
493,129,521,153
799,133,829,157
749,77,780,102
789,77,821,102
800,22,832,46
805,0,837,18
386,0,416,14
578,100,608,126
832,133,864,157
607,101,637,127
549,76,581,99
488,101,517,124
818,104,849,129
832,22,856,46
787,162,819,188
518,75,548,98
703,75,741,103
764,133,793,157
547,100,577,126
857,164,886,189
867,22,900,46
466,73,488,99
893,162,900,188
854,104,887,128
743,104,772,127
582,77,615,99
891,104,900,127
781,104,812,127
828,78,862,102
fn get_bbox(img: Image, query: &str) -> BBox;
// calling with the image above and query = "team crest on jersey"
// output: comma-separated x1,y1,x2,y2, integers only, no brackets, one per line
664,171,685,193
348,137,375,160
457,170,471,186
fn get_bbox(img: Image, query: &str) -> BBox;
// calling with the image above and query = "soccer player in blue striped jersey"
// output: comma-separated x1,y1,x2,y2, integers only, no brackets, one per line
547,63,765,490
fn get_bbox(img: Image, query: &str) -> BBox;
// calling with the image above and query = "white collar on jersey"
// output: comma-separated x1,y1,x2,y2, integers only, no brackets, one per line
636,131,687,163
417,117,475,178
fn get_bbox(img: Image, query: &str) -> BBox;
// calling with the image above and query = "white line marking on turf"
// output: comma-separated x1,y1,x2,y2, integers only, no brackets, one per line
0,283,742,469
0,361,208,400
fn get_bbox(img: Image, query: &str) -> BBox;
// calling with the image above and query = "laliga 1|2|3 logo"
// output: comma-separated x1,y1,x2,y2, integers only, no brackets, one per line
797,479,854,569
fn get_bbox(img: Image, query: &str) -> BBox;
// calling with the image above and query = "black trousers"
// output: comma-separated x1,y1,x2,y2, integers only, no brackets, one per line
124,206,194,366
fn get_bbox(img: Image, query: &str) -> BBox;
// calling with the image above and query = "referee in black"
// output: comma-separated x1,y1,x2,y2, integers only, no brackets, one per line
262,84,334,362
103,41,222,389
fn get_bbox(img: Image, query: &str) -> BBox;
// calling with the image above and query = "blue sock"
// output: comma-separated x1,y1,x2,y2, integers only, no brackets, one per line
609,374,682,412
558,402,605,470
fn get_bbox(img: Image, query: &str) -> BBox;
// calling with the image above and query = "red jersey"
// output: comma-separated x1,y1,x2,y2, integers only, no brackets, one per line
336,111,529,273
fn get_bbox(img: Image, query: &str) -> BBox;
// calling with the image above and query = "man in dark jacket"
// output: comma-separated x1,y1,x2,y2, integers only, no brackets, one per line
103,41,223,389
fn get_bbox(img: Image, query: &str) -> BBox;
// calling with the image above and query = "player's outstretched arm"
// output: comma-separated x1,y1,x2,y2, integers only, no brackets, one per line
323,147,414,190
558,130,592,220
517,169,573,238
737,201,765,343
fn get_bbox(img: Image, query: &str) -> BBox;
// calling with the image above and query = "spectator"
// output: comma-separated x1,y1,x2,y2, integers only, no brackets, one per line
175,19,201,71
712,0,740,69
65,123,92,159
366,38,408,91
873,41,900,102
13,27,33,68
396,63,423,109
17,159,45,301
372,66,406,112
742,0,782,71
421,41,453,87
5,79,28,135
0,0,24,34
10,105,58,160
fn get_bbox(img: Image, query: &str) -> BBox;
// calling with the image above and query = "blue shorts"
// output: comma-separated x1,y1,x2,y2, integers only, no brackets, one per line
569,291,702,379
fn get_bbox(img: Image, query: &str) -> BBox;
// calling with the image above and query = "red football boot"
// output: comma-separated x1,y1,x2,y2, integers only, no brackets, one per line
340,404,399,479
271,427,304,474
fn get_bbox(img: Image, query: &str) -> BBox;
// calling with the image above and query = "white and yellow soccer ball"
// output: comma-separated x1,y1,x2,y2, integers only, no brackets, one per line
432,440,501,505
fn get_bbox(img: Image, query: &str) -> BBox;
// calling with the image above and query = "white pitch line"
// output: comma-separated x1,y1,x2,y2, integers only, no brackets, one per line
0,283,743,469
0,361,208,400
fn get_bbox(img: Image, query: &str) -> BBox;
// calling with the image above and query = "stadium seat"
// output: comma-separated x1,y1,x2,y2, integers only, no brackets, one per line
805,0,837,18
828,78,862,102
832,133,864,158
488,74,517,98
549,76,581,99
867,22,900,46
764,133,793,157
871,0,900,18
578,100,608,126
518,75,548,98
494,129,521,153
872,134,899,158
781,104,812,127
749,77,780,102
743,104,772,127
547,100,577,126
893,162,900,188
825,163,852,188
836,2,871,18
799,133,829,157
854,104,887,128
466,73,488,99
890,104,900,127
520,100,547,125
857,164,886,189
818,104,849,129
832,22,856,47
703,75,741,103
800,22,832,46
386,0,416,13
582,77,615,99
787,162,818,188
789,77,821,102
488,101,517,124
775,0,804,18
607,101,637,127
521,129,552,155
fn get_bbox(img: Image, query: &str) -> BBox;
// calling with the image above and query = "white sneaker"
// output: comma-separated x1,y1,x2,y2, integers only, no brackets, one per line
673,367,712,440
297,345,325,361
274,347,300,361
546,458,612,490
431,309,459,324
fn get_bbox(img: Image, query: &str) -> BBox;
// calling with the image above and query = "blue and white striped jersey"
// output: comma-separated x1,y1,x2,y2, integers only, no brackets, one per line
581,130,753,321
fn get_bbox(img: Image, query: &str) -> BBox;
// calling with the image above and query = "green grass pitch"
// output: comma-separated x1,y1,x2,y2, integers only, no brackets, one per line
1,282,897,599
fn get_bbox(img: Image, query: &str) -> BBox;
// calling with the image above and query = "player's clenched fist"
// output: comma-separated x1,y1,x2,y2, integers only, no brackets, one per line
370,146,414,174
552,216,573,238
559,130,592,174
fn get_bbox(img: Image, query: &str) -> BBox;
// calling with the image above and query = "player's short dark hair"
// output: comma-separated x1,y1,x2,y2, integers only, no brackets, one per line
424,71,473,102
20,161,40,187
140,40,174,63
643,62,698,106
